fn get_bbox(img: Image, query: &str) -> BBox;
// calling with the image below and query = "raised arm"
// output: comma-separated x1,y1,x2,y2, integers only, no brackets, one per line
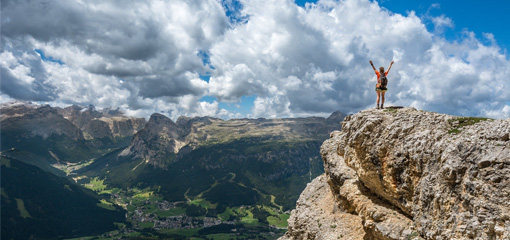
387,61,394,73
369,60,376,71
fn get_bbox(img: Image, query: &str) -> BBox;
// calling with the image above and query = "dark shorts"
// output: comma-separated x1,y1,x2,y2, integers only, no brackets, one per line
375,86,387,92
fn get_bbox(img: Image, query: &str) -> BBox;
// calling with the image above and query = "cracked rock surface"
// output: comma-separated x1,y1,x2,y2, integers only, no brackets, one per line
281,108,510,240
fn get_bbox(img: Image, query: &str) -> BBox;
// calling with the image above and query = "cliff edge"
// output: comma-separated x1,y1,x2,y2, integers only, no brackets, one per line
281,107,510,240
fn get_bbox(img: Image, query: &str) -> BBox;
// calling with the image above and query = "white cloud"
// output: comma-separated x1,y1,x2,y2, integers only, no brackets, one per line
1,51,35,85
1,0,228,118
209,63,258,101
431,15,454,33
209,0,434,115
483,105,510,119
208,0,510,118
195,101,220,117
1,0,509,119
0,93,15,104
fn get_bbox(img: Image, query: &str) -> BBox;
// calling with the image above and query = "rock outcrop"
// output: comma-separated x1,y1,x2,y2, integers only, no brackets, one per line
1,102,147,165
120,113,185,167
281,107,510,240
0,103,91,165
57,104,145,141
1,103,84,140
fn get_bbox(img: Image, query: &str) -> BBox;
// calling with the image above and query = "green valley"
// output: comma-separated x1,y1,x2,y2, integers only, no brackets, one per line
1,103,345,239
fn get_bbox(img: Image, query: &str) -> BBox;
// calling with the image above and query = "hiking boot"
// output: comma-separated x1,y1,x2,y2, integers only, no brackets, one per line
376,104,380,109
381,104,384,109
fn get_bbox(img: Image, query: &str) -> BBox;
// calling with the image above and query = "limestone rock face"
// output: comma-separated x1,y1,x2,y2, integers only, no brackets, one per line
57,104,145,140
120,113,185,168
1,104,84,140
280,174,365,240
282,107,510,240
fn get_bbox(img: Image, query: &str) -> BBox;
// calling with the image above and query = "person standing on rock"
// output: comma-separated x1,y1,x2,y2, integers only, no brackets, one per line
370,60,394,109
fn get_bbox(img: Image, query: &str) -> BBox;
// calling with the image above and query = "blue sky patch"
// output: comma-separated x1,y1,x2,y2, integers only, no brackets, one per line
200,95,217,103
219,95,256,116
222,0,249,24
295,0,317,7
199,74,211,83
379,0,510,52
35,49,64,65
198,50,213,83
200,95,256,116
197,50,213,68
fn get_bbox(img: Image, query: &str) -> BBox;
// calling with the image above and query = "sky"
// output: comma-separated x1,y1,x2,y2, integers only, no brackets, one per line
1,0,510,120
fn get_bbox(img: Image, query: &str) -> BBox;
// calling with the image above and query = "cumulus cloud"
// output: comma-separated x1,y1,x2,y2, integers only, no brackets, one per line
431,15,454,33
208,0,510,118
209,0,433,116
1,0,509,119
0,46,55,101
1,0,228,118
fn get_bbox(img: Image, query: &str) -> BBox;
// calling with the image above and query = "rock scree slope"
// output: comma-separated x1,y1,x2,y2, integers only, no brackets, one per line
280,107,510,240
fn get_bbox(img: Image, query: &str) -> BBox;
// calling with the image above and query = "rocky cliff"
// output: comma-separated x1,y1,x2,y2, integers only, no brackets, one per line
281,107,510,240
1,103,83,141
119,113,186,167
1,102,145,165
57,104,145,141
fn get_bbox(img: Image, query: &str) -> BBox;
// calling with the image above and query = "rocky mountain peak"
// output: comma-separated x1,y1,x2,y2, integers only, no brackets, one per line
281,107,510,240
144,113,182,138
1,103,146,165
326,111,346,121
119,113,185,167
148,113,171,123
56,104,146,142
1,103,83,141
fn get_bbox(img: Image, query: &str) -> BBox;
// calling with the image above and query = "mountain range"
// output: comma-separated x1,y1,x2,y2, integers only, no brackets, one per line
1,102,345,239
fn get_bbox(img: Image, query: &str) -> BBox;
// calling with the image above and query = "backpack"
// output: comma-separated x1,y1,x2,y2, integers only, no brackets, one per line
380,73,388,88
